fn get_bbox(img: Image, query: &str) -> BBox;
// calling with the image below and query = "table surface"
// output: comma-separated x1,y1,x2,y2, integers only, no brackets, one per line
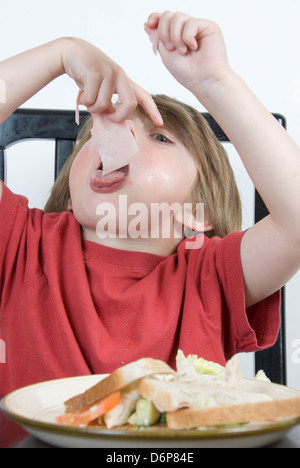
1,407,300,448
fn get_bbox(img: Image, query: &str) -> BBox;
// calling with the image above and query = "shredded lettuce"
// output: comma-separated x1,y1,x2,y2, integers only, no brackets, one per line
176,350,224,375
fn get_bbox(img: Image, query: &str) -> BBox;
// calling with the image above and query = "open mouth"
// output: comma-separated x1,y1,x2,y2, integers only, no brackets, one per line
89,159,129,194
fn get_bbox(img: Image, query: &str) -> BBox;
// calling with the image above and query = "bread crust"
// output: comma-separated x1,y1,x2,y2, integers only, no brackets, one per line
64,358,175,413
166,397,300,429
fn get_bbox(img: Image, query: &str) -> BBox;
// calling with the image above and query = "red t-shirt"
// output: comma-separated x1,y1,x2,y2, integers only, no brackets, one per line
0,183,280,393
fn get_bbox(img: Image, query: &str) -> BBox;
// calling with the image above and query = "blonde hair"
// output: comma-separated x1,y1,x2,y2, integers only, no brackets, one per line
44,95,242,238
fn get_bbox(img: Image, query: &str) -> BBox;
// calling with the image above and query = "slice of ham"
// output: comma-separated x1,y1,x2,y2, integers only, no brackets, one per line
90,113,139,175
75,92,139,176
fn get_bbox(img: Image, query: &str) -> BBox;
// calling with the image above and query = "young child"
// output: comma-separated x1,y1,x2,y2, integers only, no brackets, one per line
1,11,299,394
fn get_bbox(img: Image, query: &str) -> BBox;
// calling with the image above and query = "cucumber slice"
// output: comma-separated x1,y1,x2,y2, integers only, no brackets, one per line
128,399,161,427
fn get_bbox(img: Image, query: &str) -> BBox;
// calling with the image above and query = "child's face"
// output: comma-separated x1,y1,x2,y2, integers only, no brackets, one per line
69,112,197,245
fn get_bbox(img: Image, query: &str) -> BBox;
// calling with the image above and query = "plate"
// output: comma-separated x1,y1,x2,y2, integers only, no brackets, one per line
1,374,300,448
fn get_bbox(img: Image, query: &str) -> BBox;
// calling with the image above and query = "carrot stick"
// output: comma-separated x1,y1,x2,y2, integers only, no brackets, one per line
56,391,121,427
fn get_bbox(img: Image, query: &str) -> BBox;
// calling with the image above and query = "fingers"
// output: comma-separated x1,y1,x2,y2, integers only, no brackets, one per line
85,73,117,114
65,38,161,124
109,74,138,122
181,18,200,52
78,68,133,120
132,82,163,126
145,11,209,55
145,12,160,28
159,11,190,55
111,78,163,126
84,69,162,126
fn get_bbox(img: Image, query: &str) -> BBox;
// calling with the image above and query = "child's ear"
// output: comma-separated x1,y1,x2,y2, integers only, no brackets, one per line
174,206,213,233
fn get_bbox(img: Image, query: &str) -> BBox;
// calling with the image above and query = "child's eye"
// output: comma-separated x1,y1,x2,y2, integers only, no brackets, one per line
151,133,171,144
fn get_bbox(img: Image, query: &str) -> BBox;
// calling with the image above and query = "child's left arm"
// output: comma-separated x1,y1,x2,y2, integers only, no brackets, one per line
145,11,300,307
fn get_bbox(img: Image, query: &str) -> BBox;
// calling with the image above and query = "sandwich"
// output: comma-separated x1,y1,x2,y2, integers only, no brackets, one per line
57,357,175,428
56,351,300,430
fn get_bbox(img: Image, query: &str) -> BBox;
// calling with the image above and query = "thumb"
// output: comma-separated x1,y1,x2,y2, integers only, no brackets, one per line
144,13,160,54
145,26,159,55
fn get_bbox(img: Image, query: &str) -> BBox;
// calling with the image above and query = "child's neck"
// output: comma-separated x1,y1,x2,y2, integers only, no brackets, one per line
81,227,181,257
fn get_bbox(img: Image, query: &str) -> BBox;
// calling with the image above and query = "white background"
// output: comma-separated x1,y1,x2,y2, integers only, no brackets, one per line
0,0,300,388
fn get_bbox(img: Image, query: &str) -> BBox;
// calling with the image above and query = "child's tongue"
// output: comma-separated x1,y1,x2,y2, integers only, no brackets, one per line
85,112,138,193
90,166,128,193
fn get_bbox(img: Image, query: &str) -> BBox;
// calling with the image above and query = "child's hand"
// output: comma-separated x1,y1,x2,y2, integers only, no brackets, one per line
145,12,230,97
61,37,162,125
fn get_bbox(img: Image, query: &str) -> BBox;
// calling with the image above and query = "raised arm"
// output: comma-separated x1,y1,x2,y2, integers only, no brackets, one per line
145,11,300,307
0,39,64,125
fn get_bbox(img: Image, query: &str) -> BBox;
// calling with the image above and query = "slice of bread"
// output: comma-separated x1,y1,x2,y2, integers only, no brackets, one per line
166,396,300,429
138,376,300,429
64,358,175,413
139,377,271,411
138,377,210,412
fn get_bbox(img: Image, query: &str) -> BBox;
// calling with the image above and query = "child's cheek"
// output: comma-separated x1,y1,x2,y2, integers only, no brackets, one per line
70,142,98,191
72,141,94,172
135,163,182,203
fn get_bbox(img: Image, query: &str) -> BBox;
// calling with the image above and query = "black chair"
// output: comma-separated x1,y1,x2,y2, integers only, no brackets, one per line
0,108,287,384
0,109,90,180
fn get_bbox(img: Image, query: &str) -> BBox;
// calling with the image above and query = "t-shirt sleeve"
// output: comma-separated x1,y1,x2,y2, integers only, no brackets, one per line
0,182,30,299
218,231,280,358
189,230,281,360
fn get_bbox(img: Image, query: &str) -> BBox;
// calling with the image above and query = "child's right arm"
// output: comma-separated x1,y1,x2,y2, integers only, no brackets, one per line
0,37,162,200
145,12,300,309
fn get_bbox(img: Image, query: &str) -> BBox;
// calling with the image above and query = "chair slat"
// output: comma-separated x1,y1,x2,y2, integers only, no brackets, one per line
0,148,4,181
55,139,74,179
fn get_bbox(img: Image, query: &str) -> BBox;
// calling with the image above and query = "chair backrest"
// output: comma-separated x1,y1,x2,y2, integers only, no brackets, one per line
0,108,287,384
0,109,90,180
